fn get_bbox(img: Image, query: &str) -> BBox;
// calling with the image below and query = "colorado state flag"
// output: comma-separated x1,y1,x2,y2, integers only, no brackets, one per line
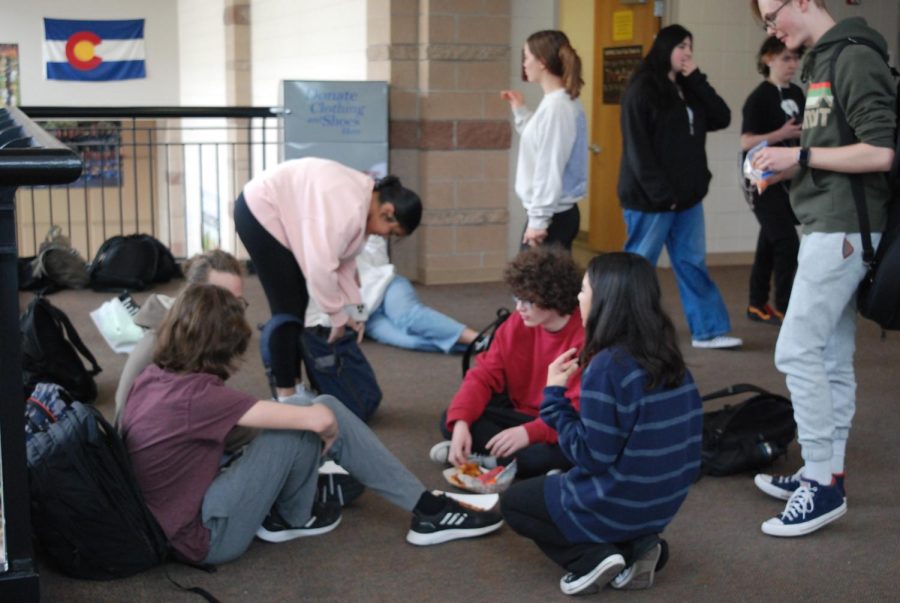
43,18,146,81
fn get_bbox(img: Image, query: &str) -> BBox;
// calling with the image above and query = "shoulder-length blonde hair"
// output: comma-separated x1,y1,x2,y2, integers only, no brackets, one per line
153,283,252,380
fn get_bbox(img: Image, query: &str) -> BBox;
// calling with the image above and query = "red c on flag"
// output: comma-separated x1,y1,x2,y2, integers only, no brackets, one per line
65,31,102,71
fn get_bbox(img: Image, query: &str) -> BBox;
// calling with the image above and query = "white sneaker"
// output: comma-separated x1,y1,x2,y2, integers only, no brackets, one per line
691,335,743,349
429,441,451,464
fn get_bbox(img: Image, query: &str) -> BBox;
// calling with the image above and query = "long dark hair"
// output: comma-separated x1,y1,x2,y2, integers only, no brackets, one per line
580,253,685,389
374,175,422,234
524,30,584,99
627,24,693,111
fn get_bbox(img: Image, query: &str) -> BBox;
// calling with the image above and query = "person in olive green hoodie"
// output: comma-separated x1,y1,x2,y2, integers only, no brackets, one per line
747,0,896,538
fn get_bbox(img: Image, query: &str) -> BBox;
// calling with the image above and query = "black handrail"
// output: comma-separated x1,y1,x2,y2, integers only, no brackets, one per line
20,106,287,119
0,105,83,601
0,107,83,186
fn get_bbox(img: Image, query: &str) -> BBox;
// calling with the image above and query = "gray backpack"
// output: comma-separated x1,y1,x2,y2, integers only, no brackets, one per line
31,226,90,290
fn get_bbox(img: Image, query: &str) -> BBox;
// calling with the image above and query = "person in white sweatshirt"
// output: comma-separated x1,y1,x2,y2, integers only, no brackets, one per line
502,30,588,251
306,235,478,353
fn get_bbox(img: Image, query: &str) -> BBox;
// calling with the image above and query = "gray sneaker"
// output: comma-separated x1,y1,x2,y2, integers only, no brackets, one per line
611,537,666,590
429,441,451,464
428,441,497,468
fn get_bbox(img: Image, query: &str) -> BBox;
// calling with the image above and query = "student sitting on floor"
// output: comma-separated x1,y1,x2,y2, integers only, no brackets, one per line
501,252,702,595
306,235,478,353
429,245,584,478
120,283,503,566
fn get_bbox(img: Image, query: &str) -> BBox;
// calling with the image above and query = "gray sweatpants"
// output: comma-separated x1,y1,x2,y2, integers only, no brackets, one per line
201,393,426,564
774,231,879,481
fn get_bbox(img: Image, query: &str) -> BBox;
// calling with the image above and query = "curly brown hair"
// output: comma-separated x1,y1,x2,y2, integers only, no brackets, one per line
153,283,252,380
504,246,581,315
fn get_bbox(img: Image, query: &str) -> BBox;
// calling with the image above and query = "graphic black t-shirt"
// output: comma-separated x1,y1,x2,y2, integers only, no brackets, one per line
741,81,805,203
741,81,805,142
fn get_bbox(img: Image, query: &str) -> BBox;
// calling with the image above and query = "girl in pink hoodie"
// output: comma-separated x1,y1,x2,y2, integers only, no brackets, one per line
234,157,422,398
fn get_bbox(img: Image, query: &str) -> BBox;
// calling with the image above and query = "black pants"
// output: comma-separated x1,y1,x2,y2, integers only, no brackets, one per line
439,395,572,478
749,186,799,313
501,476,622,574
234,193,308,388
520,205,580,252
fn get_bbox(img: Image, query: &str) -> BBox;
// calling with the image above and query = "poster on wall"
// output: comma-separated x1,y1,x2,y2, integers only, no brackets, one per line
43,121,122,186
282,81,389,179
602,45,643,105
0,43,20,105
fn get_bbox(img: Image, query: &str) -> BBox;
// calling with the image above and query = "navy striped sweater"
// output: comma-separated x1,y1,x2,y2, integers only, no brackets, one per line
541,348,702,543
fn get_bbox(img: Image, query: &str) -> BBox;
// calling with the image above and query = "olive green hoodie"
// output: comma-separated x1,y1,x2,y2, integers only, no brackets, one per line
792,17,896,234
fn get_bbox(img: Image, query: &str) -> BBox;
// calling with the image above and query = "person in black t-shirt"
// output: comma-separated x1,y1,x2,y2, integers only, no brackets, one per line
740,36,804,326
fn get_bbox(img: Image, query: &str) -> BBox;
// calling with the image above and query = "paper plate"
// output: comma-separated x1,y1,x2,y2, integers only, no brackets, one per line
442,459,517,494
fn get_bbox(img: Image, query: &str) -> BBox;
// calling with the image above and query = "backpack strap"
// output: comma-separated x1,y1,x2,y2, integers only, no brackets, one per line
462,307,511,377
701,383,771,403
42,298,102,376
828,37,898,266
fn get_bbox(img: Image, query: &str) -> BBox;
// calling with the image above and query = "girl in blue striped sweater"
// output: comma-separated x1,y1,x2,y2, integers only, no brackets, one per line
501,252,703,595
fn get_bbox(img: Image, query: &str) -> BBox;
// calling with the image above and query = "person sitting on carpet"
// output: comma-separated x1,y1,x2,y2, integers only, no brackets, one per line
113,249,252,450
429,245,584,478
306,235,478,353
120,283,504,566
501,252,702,595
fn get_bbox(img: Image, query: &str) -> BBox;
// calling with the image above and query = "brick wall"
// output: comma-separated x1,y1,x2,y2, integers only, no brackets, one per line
370,0,514,284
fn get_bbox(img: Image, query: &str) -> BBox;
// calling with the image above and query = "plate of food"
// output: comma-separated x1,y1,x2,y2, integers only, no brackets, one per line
442,459,517,494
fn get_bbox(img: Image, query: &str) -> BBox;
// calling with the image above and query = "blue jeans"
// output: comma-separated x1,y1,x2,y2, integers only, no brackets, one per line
624,204,731,340
366,276,466,353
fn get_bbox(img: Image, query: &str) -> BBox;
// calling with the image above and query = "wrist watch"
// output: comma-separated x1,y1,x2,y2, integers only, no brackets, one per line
798,147,811,168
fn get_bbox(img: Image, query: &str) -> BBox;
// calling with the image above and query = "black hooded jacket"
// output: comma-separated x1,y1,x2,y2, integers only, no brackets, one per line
618,69,731,213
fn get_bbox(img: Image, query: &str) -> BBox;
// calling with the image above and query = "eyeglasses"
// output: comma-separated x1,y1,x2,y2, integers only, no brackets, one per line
762,0,791,31
513,296,533,309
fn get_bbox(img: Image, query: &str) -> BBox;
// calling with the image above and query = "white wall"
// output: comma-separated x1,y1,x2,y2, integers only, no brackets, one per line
177,0,227,105
0,0,180,106
250,0,367,106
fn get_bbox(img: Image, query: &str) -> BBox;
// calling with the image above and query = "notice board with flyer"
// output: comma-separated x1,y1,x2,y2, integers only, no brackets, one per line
282,81,389,179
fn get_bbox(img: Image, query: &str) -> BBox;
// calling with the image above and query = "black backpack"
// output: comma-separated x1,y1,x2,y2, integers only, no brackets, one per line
259,315,382,422
21,296,102,403
700,384,796,477
828,38,900,329
462,307,511,377
89,234,181,291
26,387,169,580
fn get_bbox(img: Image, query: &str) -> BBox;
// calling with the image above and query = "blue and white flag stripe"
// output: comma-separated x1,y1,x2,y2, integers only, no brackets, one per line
44,39,145,63
43,18,146,81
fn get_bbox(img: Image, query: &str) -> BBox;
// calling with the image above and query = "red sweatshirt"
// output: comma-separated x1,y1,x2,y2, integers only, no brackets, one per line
446,310,583,444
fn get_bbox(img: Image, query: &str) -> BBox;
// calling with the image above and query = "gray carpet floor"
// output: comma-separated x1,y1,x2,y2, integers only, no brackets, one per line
25,264,900,602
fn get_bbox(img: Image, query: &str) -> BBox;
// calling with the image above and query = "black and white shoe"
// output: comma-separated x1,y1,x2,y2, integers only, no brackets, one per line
406,496,503,546
560,550,626,596
255,500,342,543
318,472,366,507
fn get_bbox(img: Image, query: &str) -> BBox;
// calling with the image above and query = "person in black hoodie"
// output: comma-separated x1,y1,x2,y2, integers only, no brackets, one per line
618,24,742,350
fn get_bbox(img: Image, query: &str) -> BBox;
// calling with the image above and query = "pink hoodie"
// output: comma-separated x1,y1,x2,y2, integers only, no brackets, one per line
242,158,373,327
